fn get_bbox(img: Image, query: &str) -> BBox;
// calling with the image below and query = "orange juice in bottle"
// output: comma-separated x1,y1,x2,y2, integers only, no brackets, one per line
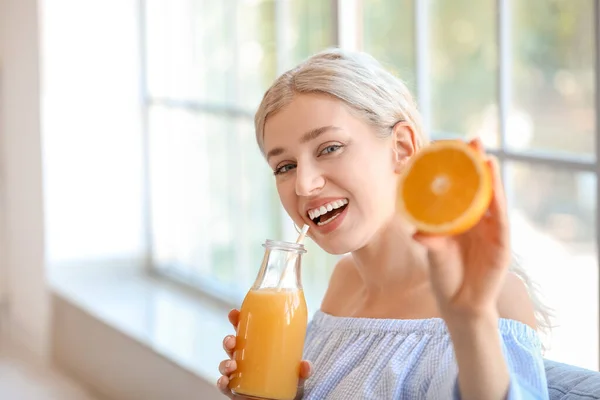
228,238,308,400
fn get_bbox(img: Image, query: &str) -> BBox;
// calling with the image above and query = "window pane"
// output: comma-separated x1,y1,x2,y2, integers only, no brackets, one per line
238,0,278,109
510,0,594,156
145,0,276,110
145,0,230,102
505,161,598,370
429,0,498,146
288,0,335,66
148,105,279,293
361,0,415,92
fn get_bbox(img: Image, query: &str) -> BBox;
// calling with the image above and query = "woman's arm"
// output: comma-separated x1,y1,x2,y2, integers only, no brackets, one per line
446,272,544,400
447,313,511,400
447,313,548,399
414,140,548,399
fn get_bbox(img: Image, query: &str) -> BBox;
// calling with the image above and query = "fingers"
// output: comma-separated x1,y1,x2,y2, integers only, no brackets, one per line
223,335,236,359
412,233,458,274
217,359,237,398
466,137,506,213
216,375,233,398
299,360,312,380
412,233,450,252
466,138,508,229
219,359,237,376
468,136,484,153
297,360,312,394
228,309,240,329
486,156,507,215
217,310,240,398
485,157,510,243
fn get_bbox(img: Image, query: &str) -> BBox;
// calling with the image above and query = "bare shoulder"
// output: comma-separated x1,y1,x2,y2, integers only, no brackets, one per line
497,271,537,329
320,254,360,315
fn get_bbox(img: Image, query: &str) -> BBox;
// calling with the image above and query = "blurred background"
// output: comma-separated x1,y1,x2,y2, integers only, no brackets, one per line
0,0,598,399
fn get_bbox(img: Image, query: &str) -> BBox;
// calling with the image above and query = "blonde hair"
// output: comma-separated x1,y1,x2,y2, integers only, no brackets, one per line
255,48,427,154
254,48,554,339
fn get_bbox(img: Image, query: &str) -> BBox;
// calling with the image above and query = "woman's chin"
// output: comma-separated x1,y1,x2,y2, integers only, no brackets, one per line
312,236,356,256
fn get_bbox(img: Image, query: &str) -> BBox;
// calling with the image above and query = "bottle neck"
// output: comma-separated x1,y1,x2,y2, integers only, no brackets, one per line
252,241,305,291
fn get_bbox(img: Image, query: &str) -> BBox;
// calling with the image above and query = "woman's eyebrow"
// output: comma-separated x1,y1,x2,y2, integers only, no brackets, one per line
299,125,342,144
266,125,342,161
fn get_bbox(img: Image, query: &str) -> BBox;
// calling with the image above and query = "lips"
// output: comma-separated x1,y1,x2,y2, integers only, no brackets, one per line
303,197,349,232
307,198,348,221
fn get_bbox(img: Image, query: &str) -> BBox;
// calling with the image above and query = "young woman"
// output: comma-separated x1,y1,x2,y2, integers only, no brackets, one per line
217,49,550,399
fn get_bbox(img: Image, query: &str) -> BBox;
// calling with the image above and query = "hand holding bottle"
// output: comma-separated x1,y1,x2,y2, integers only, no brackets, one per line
217,309,312,399
217,227,312,400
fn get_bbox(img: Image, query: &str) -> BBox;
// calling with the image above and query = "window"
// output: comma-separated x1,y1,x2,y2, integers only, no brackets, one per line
142,0,599,370
143,0,339,312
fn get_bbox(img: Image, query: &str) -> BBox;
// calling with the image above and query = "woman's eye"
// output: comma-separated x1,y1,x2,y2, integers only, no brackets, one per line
274,163,296,175
320,144,342,155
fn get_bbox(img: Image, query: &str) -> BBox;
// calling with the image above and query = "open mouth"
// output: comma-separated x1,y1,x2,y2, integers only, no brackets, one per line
308,199,349,226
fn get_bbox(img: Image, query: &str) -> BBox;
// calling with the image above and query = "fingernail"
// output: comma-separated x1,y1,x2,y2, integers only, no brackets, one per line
217,377,223,386
225,361,231,369
226,336,234,346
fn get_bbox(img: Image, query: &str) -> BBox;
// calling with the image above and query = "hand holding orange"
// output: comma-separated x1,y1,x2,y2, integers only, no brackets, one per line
399,138,512,321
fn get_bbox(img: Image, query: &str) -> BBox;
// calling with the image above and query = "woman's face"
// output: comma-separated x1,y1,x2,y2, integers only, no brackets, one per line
263,93,415,254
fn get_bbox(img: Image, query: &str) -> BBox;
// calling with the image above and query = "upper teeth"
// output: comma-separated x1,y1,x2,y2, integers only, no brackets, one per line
308,199,348,220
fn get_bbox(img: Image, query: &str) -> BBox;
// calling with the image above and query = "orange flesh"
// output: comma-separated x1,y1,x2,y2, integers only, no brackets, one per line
402,148,479,225
398,140,492,234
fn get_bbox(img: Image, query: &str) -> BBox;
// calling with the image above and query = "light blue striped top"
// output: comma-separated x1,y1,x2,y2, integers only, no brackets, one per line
302,310,549,399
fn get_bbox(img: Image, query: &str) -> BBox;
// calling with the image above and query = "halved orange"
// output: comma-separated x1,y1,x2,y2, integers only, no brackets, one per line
397,139,493,235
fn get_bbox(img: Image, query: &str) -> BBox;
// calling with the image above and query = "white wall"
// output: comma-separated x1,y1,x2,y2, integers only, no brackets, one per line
40,0,144,266
0,1,6,308
0,0,144,358
0,0,49,356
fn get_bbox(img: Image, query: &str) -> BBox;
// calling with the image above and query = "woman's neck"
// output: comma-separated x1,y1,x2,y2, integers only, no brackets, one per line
350,216,430,297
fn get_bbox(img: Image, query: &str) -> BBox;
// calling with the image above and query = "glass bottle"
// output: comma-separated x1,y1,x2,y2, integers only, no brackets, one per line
229,239,308,400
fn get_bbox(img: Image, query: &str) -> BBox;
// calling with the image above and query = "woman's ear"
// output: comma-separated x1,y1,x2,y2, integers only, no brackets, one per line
392,122,417,173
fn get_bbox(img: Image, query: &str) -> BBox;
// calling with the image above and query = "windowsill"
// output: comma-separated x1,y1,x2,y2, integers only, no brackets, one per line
48,259,234,386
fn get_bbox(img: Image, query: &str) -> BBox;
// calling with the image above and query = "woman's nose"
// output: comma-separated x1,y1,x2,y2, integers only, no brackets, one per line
295,163,325,197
